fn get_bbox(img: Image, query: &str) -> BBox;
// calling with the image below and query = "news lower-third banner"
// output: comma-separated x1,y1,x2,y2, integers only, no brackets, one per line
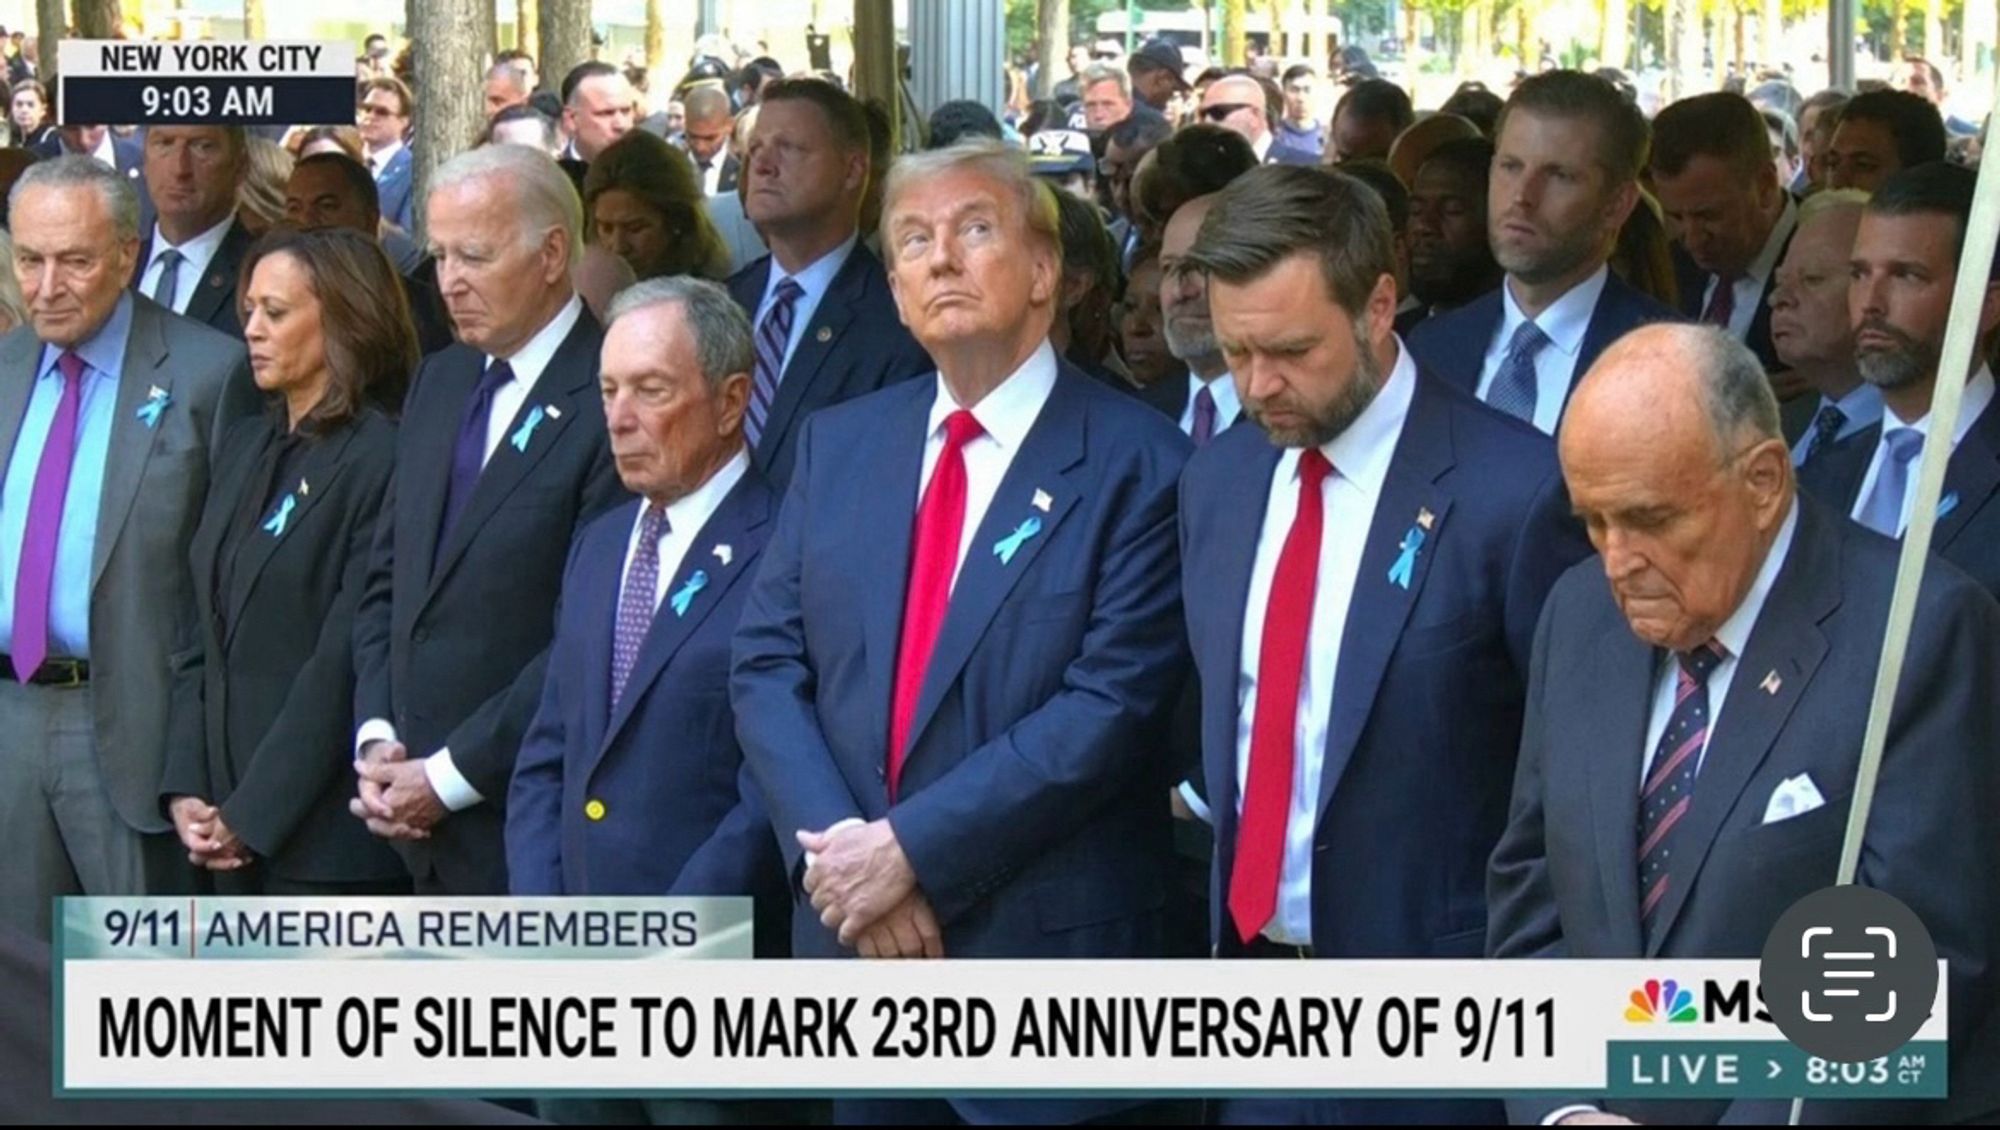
55,897,1947,1101
57,41,357,125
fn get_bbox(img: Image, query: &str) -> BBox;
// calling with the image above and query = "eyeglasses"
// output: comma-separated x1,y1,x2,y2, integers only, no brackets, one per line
1091,50,1120,60
359,104,401,119
1200,103,1255,123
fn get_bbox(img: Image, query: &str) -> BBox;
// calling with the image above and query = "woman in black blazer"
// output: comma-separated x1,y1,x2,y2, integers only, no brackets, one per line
163,227,417,894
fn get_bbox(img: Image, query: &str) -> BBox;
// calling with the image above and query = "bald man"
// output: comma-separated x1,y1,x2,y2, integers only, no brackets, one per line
1200,74,1317,166
1488,323,2000,1125
680,85,739,196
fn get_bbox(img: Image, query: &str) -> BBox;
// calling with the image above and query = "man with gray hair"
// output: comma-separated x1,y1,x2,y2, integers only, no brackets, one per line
1490,321,2000,1124
483,58,533,119
1768,188,1880,466
733,138,1192,1123
1177,163,1586,1125
351,144,628,896
507,276,788,969
0,156,255,935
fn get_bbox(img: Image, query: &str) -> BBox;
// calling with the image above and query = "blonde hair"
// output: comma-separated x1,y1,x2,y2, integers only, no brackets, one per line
239,138,295,233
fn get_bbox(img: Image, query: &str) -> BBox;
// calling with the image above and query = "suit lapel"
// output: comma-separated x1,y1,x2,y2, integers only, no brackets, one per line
1645,503,1835,956
857,383,933,760
180,221,247,328
91,302,172,591
755,247,866,466
1935,399,2000,551
429,316,597,592
574,503,633,763
407,351,477,586
0,329,42,476
1316,379,1454,817
1439,292,1500,396
1203,434,1283,839
598,478,771,760
901,374,1087,765
1811,423,1876,510
221,425,360,649
1585,620,1658,957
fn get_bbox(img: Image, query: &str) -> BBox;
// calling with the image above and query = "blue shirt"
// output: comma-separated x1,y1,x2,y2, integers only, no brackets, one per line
755,232,858,381
0,292,134,658
1790,384,1884,467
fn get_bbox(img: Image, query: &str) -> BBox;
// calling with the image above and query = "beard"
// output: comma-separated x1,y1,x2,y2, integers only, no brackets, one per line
1855,319,1940,391
1253,323,1386,448
1163,311,1220,369
1493,220,1600,287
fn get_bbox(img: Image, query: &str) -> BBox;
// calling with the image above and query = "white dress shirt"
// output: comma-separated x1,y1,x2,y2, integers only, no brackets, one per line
1178,372,1243,437
1698,197,1797,341
1232,338,1418,947
1848,367,1995,535
367,138,405,177
1474,265,1610,436
1789,384,1885,466
756,233,858,381
917,341,1060,591
621,451,750,611
695,153,727,197
353,294,587,811
138,213,236,316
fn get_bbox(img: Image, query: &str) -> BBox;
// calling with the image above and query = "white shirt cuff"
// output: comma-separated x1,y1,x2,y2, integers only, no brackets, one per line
355,717,398,759
1178,779,1213,824
424,749,485,812
803,816,867,872
1543,1104,1602,1125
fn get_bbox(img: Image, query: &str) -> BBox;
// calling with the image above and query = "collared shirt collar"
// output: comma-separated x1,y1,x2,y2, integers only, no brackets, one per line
150,211,235,272
1745,196,1799,287
1189,370,1242,428
1500,263,1609,359
1712,500,1800,661
369,138,405,169
488,294,585,387
762,231,857,309
38,291,135,380
1310,334,1417,495
1882,365,1997,448
926,339,1060,453
646,448,750,543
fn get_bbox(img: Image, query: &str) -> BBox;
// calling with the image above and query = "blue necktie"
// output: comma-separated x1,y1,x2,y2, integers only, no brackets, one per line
1486,320,1548,424
438,359,515,558
1638,641,1727,948
747,278,803,449
1856,428,1923,537
610,504,669,710
1803,402,1848,464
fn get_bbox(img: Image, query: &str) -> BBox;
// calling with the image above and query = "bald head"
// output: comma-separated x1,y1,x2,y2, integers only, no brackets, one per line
1562,325,1791,651
1202,75,1272,146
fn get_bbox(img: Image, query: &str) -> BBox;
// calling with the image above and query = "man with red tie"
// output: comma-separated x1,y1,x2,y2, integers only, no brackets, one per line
731,138,1192,1124
1178,164,1590,1124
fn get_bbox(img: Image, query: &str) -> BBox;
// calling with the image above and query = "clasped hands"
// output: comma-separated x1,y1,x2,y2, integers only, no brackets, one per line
349,740,447,841
798,819,943,959
168,796,250,871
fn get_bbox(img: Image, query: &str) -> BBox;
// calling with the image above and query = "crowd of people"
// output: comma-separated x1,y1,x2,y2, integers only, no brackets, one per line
0,25,1997,1125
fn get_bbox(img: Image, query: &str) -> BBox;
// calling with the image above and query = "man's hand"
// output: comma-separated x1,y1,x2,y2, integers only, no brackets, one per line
169,796,249,869
797,819,917,945
854,891,944,960
350,744,445,841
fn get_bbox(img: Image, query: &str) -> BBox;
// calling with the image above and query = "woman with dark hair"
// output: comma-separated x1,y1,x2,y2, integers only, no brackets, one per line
582,129,732,281
1051,189,1130,386
162,227,418,895
1609,187,1682,309
8,78,50,148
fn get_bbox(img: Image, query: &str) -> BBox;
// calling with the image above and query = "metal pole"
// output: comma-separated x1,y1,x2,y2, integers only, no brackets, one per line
1830,0,1855,89
853,0,898,153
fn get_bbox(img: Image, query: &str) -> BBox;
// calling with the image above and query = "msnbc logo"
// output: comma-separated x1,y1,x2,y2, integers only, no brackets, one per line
1625,978,1699,1024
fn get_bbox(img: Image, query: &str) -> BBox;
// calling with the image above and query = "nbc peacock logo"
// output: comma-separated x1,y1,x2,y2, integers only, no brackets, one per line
1625,978,1700,1024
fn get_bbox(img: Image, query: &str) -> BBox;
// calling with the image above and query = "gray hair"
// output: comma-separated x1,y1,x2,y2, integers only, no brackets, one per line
882,138,1061,258
430,143,582,265
10,154,140,241
1685,324,1782,455
1081,63,1130,101
487,59,532,94
606,276,754,391
1798,186,1870,227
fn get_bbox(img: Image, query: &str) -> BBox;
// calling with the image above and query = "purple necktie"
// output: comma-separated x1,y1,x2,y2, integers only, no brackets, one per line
1191,383,1218,447
610,504,668,709
437,359,514,560
746,279,802,450
13,351,84,682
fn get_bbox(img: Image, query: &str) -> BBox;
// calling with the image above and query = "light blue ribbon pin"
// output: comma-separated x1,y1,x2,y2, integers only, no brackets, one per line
509,405,548,453
993,516,1043,565
1939,491,1961,519
136,389,170,429
1387,525,1425,590
670,570,708,617
261,494,297,538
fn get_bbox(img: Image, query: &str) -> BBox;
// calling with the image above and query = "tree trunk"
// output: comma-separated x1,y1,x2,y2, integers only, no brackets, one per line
410,0,486,245
1666,0,1694,100
540,0,593,95
517,0,538,55
244,0,266,40
36,0,65,100
646,0,666,80
1890,0,1909,57
1601,0,1629,69
478,0,497,61
1222,0,1247,66
1035,0,1067,97
1734,6,1746,72
74,0,119,38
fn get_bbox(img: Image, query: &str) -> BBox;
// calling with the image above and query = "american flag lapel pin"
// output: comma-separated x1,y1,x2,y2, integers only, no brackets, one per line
1761,670,1782,695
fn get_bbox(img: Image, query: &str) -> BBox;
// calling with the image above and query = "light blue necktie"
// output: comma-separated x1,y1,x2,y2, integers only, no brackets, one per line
1857,428,1924,537
1486,320,1548,424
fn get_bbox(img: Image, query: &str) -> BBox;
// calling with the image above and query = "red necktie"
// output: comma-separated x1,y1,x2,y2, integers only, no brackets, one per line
887,409,984,801
1701,275,1739,328
1227,447,1332,944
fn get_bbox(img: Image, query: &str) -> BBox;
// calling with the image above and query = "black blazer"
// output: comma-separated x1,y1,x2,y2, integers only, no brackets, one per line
160,409,404,885
134,216,255,338
351,306,630,893
725,242,931,489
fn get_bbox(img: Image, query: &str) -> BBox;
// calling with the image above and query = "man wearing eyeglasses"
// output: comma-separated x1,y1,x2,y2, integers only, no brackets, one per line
358,77,414,232
1200,74,1318,167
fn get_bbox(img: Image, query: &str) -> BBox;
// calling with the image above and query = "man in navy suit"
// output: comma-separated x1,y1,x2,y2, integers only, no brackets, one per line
1800,162,2000,599
358,77,416,232
732,139,1190,1125
1491,323,2000,1124
133,127,254,338
727,79,931,490
1179,164,1591,1126
1409,71,1679,435
35,124,153,232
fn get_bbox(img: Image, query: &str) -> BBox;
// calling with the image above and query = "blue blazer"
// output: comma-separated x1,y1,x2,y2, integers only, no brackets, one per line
1798,398,2000,600
1488,496,2000,1124
725,244,931,490
1405,272,1682,414
376,146,415,233
507,474,787,952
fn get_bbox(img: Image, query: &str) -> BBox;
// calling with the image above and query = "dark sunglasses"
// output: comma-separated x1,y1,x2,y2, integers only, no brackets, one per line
1201,102,1255,122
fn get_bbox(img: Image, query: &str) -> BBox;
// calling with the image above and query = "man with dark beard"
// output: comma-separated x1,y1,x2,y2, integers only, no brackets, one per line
1401,136,1502,335
1800,161,2000,597
1177,164,1590,1125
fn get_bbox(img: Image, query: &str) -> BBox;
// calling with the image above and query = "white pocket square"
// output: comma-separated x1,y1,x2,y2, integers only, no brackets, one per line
1762,773,1827,825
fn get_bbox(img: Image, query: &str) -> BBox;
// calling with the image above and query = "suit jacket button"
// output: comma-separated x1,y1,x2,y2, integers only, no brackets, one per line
585,799,606,821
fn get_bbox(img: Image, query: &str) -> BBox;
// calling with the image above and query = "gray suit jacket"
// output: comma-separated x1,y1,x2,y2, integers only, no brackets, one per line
0,296,257,834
